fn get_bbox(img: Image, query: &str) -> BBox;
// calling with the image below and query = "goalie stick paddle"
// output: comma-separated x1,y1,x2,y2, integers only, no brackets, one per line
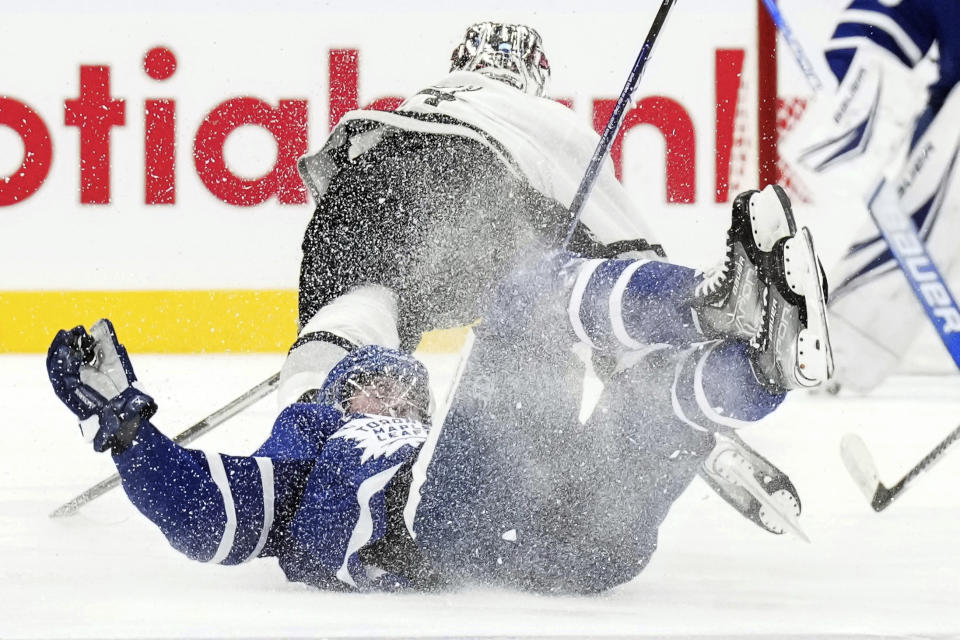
561,0,677,249
49,371,280,518
840,425,960,512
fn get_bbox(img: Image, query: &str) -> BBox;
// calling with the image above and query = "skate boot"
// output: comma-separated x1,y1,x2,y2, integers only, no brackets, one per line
751,227,835,390
694,185,797,342
699,431,807,540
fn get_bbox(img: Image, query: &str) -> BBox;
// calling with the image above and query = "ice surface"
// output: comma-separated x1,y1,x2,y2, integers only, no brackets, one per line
2,353,959,638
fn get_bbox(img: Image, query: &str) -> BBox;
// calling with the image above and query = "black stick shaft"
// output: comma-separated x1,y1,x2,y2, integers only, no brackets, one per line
49,371,280,518
876,422,960,510
561,0,678,249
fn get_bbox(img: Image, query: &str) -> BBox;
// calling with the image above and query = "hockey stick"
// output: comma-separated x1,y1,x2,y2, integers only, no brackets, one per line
403,329,476,535
49,371,280,518
561,0,677,249
840,425,960,511
759,0,823,92
763,2,960,505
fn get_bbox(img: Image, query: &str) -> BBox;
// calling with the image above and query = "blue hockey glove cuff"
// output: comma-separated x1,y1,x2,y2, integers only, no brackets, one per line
47,318,156,452
93,386,157,454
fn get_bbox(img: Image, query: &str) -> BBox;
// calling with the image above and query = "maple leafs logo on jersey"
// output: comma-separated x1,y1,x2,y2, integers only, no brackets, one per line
330,415,430,463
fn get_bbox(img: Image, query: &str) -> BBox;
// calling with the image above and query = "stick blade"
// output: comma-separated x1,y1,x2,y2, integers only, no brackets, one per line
840,433,885,508
49,502,81,519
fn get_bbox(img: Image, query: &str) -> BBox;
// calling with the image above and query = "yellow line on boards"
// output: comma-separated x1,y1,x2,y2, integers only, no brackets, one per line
1,290,299,353
0,290,471,354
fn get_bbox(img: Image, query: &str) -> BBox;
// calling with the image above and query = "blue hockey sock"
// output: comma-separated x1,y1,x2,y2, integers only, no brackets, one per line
701,341,785,423
672,341,785,431
569,259,703,350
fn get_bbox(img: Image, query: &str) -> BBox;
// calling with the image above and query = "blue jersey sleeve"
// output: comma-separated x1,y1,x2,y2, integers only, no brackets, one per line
566,258,703,350
112,402,341,566
481,252,703,353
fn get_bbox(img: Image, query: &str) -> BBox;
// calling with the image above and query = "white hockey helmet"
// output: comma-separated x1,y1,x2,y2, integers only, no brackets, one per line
450,22,551,97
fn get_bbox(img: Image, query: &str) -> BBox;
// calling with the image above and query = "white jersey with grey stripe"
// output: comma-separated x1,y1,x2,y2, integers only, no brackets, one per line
298,70,657,249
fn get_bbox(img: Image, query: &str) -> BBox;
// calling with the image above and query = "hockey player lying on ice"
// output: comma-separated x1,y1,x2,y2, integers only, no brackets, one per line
47,22,833,593
47,184,833,593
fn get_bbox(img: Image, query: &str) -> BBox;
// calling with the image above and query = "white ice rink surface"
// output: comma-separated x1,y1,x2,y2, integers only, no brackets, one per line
2,352,959,639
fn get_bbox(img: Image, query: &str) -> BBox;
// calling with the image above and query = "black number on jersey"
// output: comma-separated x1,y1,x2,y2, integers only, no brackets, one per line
416,85,481,107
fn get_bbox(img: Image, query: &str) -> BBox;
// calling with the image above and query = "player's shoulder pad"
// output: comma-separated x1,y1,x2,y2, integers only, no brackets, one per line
255,402,343,459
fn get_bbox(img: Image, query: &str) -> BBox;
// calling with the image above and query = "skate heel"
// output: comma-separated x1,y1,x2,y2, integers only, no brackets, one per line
794,328,831,386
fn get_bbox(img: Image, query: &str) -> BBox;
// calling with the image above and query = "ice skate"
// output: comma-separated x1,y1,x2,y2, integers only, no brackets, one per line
694,185,798,342
699,431,807,541
751,226,834,391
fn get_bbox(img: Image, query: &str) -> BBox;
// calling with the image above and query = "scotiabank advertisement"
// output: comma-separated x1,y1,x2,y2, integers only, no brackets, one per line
0,0,841,352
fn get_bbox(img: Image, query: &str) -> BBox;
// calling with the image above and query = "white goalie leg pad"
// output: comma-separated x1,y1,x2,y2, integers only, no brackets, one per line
827,83,960,298
278,284,401,408
891,83,960,262
824,84,960,391
779,43,929,207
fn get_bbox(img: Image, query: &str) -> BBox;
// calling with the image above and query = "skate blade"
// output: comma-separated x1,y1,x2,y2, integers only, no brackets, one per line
723,454,811,543
705,434,808,541
783,227,835,386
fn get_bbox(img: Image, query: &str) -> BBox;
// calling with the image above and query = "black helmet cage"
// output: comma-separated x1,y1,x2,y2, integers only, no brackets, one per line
450,22,550,96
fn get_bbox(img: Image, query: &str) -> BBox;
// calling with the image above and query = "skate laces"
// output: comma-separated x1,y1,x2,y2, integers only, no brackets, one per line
695,264,727,297
695,241,735,298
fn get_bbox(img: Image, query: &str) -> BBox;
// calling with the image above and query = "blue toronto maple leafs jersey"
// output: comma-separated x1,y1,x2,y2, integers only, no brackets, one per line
826,0,959,110
112,403,429,591
110,253,782,594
